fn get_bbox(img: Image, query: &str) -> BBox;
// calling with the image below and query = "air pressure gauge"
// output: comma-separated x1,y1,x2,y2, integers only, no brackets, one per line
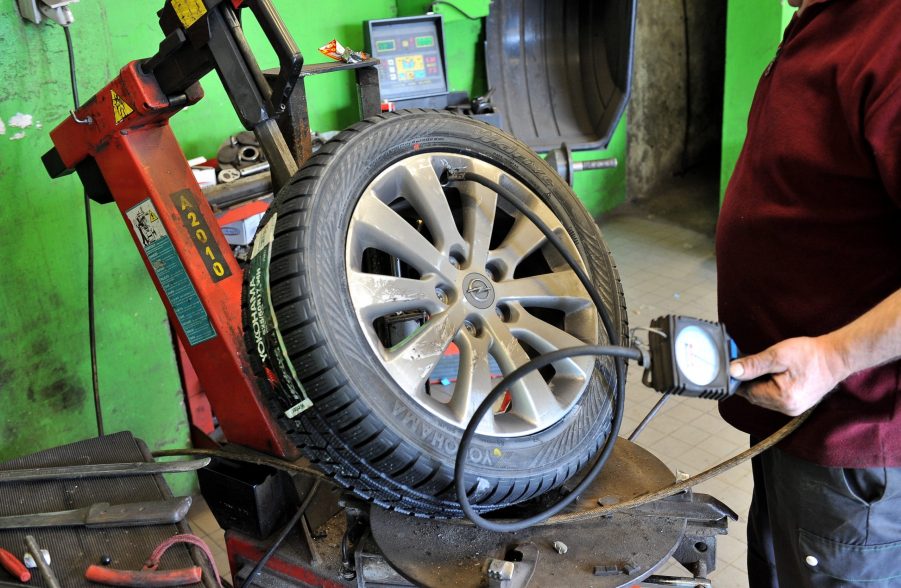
644,315,740,400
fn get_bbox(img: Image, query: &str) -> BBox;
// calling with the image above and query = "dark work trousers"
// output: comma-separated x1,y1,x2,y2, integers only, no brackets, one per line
747,440,901,587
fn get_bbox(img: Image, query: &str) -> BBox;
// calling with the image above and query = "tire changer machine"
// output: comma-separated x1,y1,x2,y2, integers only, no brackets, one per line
41,1,738,586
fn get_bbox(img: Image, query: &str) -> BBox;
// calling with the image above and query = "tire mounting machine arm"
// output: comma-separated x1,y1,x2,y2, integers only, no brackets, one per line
42,0,318,458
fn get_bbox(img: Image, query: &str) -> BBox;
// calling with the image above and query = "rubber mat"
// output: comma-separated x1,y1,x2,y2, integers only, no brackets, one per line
0,432,215,586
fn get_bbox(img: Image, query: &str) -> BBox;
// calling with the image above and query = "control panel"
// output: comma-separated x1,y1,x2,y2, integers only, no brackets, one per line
365,15,448,102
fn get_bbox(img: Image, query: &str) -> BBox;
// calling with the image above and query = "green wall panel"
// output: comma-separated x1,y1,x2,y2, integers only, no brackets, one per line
720,1,795,199
0,1,193,491
0,1,396,491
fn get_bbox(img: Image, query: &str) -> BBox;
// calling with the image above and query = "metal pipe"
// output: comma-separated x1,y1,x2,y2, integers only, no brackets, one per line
24,536,60,588
628,393,672,441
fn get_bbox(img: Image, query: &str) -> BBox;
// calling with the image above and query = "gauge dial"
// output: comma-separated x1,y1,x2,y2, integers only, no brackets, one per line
674,325,720,386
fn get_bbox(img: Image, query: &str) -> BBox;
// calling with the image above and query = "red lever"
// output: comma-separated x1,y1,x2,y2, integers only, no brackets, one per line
0,548,30,582
84,564,202,587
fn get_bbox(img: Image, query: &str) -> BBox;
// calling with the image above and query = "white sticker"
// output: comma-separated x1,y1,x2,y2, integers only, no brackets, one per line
251,214,277,259
126,200,166,246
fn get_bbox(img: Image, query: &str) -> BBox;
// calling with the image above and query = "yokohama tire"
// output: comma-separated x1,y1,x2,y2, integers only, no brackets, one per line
242,110,627,517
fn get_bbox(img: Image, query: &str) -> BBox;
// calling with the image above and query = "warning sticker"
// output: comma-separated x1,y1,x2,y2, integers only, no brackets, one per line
110,90,134,125
171,0,207,29
248,214,314,418
127,199,217,346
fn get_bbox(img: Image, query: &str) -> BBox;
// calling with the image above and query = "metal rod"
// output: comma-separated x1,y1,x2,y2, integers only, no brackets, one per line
628,394,672,441
0,458,210,484
24,536,60,588
573,157,618,171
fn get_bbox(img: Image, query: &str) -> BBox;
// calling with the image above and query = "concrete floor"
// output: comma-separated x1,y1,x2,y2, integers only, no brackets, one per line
188,206,753,587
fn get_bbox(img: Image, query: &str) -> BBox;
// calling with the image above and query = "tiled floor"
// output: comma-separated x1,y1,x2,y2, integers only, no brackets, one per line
187,211,753,587
600,212,752,587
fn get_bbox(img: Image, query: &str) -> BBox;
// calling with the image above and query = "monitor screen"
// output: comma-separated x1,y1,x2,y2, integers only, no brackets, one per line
367,17,448,101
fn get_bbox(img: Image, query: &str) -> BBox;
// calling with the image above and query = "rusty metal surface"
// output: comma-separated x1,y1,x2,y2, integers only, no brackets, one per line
370,438,686,588
0,432,215,587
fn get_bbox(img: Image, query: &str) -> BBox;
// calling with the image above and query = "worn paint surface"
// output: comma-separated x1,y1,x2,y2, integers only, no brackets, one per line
720,1,795,199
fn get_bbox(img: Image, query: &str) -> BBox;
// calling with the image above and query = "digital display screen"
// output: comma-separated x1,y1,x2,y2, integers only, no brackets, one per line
376,39,396,52
367,17,447,101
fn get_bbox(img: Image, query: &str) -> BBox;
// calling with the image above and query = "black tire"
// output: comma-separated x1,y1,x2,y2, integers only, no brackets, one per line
242,110,627,517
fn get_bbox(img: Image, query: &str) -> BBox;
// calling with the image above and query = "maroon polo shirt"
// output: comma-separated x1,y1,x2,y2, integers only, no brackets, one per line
716,0,901,467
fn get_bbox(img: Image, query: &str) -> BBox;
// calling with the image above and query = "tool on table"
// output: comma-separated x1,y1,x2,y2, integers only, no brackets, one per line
0,497,192,530
23,536,59,588
84,565,202,587
0,547,30,582
85,533,221,587
0,458,209,484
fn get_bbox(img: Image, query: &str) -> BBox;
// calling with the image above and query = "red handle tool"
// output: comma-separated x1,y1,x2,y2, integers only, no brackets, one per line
0,548,30,582
84,564,202,586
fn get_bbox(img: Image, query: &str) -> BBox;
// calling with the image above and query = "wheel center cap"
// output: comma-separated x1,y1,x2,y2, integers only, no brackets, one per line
462,272,495,309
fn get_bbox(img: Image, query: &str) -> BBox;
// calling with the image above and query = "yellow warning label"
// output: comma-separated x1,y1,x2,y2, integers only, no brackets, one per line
148,210,159,223
110,90,134,124
171,0,207,29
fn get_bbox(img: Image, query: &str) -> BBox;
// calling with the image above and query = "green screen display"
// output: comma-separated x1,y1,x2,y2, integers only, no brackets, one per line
415,35,434,48
376,39,396,52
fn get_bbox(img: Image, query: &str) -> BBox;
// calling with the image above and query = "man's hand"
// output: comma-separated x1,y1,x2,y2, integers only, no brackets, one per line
729,337,849,416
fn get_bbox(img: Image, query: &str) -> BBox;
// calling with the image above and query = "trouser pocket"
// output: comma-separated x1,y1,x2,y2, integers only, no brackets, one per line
798,529,901,586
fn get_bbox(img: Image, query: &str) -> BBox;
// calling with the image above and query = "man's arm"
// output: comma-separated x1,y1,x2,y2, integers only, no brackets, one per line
729,288,901,416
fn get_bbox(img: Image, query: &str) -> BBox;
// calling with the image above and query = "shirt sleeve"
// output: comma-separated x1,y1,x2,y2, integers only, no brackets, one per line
865,80,901,207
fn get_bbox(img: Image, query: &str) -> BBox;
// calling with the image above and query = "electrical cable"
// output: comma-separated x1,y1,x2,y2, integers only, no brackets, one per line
452,170,630,532
456,345,638,532
429,1,480,20
151,408,811,526
240,478,321,588
64,24,103,437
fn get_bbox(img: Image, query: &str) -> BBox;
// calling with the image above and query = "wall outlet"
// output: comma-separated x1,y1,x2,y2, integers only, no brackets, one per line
16,0,78,26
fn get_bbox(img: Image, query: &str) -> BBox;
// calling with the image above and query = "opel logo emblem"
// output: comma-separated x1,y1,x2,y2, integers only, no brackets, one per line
466,279,491,301
462,273,495,309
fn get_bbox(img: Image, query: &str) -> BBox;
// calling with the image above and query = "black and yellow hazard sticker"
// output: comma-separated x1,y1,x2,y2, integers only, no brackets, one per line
110,90,134,124
170,189,233,283
171,0,207,29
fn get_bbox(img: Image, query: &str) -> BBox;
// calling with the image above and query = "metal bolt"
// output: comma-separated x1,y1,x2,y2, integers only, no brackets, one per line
464,321,476,335
435,288,448,304
495,305,509,322
449,255,461,269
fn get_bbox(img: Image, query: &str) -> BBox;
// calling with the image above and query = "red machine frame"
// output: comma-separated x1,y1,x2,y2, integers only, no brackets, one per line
48,61,296,456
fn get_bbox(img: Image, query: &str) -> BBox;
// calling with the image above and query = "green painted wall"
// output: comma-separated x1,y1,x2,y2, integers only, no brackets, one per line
720,1,795,199
0,0,395,492
0,0,627,485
